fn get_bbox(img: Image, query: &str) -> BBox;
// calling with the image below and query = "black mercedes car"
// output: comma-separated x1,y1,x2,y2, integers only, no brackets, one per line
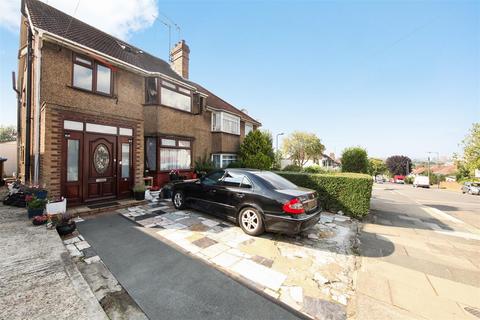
170,169,321,236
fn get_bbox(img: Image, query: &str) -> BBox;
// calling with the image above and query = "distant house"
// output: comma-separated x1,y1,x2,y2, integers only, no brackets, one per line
0,141,17,177
280,153,340,170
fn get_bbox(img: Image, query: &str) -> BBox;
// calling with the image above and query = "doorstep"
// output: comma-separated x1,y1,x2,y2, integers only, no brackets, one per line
67,199,148,218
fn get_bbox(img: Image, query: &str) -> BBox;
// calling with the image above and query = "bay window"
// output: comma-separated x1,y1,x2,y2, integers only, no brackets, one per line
72,54,112,95
211,112,240,135
145,137,157,171
144,78,192,112
212,154,238,168
159,137,192,170
245,123,253,135
145,78,158,104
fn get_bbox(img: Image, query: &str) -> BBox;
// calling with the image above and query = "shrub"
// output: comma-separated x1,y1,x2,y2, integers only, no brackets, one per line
277,171,373,218
283,164,302,172
404,176,414,184
303,165,326,174
341,147,369,173
239,130,275,170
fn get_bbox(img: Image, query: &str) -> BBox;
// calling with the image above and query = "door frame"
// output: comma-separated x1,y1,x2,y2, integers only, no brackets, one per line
61,118,135,205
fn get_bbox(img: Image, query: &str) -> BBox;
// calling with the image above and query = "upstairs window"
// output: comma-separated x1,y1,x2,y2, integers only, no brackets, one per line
145,78,158,104
72,54,112,95
245,123,253,135
211,112,240,135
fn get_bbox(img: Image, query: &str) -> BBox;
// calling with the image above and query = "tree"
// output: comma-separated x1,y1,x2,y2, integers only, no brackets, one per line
282,132,325,168
461,123,480,177
239,130,275,170
0,125,16,142
368,158,387,176
341,147,369,173
385,155,412,176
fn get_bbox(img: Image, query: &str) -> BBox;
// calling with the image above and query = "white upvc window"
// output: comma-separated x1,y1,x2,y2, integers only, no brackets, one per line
245,122,253,135
211,111,240,135
212,154,238,168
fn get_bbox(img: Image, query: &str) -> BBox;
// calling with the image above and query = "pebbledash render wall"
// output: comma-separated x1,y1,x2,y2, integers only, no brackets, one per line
38,42,144,198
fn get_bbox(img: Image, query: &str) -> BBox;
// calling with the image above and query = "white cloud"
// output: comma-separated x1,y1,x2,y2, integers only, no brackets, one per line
0,0,158,39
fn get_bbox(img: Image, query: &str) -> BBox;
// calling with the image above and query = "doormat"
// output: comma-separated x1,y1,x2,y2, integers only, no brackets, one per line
87,202,120,209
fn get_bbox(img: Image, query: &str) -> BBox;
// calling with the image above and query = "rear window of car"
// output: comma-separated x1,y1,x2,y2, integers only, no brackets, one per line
254,172,298,190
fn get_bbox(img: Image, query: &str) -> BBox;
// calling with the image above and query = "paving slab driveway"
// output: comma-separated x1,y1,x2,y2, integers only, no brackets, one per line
78,213,304,320
115,199,357,319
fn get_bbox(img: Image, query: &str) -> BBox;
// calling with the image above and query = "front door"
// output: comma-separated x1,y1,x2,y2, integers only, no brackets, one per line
85,134,117,202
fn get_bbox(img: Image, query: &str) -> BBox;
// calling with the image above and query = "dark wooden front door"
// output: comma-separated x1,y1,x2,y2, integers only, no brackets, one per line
85,134,117,202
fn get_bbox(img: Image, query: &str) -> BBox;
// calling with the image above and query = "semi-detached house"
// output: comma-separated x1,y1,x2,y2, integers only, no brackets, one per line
16,0,260,206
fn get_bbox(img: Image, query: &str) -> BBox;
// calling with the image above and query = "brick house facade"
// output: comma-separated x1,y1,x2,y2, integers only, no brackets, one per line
16,0,260,205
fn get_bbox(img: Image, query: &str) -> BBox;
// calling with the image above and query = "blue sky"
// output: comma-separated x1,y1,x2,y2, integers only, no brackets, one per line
0,0,478,159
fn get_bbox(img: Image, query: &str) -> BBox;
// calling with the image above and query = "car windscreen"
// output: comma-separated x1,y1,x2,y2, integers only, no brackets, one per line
254,171,298,190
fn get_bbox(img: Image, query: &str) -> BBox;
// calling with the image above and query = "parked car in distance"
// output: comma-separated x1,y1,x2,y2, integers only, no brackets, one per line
170,169,321,236
462,182,480,195
394,175,405,184
413,176,430,188
375,175,385,183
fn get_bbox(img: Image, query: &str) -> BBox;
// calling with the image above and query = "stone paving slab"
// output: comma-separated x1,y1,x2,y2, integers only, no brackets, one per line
118,197,358,320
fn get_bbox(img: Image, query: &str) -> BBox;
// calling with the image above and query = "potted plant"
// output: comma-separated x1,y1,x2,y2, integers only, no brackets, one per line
133,183,145,201
27,196,47,219
49,212,76,236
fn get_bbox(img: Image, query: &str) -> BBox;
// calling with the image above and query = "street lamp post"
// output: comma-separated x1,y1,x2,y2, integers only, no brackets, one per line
427,151,440,189
276,132,284,152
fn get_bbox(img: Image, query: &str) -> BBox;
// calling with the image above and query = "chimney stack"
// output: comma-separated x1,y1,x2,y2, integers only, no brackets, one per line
170,40,190,79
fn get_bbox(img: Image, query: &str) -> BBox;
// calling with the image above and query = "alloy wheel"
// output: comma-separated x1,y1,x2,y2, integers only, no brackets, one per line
174,192,183,208
241,209,259,231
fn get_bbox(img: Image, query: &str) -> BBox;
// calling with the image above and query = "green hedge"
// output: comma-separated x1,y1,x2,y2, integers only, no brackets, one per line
277,171,373,218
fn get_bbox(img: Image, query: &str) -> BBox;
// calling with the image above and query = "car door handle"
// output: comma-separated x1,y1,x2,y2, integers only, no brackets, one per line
235,193,245,198
210,189,217,193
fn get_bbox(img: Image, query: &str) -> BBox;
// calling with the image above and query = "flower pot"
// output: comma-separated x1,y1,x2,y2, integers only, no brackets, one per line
32,215,48,225
56,221,76,236
134,191,145,201
28,207,44,219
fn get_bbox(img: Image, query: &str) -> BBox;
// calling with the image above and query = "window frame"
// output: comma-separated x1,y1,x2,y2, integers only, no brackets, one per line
211,111,241,135
158,136,193,172
143,77,194,113
245,122,253,135
145,77,159,105
211,153,238,168
71,53,113,96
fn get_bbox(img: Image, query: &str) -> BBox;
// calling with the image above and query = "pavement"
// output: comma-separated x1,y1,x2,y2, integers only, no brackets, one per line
77,213,305,320
354,183,480,320
0,199,107,320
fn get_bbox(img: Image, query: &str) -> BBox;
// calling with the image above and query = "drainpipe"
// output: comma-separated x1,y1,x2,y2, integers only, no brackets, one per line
32,31,43,185
24,28,33,184
12,71,21,178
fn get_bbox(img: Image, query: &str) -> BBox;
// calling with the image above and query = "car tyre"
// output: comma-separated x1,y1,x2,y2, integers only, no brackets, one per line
172,190,187,210
238,207,264,236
